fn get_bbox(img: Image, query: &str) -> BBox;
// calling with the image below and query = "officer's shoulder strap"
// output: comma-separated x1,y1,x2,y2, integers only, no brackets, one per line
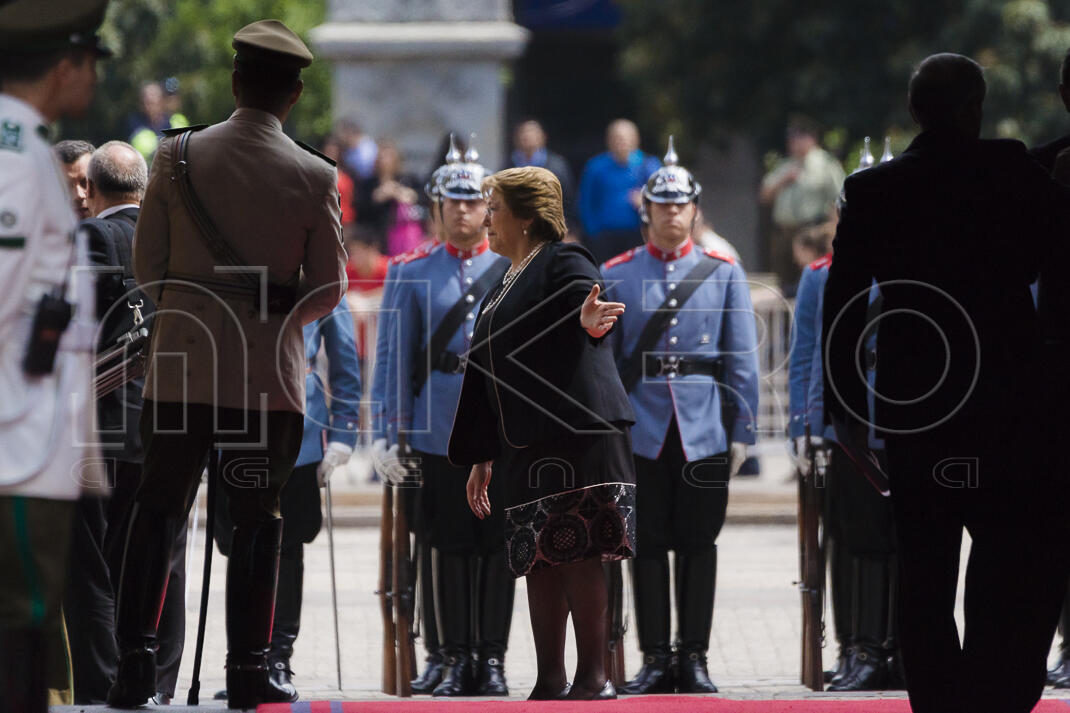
296,140,336,167
602,245,642,271
703,247,736,265
808,253,832,271
394,242,437,265
161,124,209,137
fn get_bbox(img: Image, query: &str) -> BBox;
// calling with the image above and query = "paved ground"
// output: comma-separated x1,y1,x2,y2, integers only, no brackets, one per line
55,449,1070,709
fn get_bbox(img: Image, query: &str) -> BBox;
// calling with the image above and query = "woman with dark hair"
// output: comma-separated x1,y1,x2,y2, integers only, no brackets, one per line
448,166,637,700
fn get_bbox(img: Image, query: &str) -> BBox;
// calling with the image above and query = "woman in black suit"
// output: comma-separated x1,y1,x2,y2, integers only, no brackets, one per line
448,166,637,700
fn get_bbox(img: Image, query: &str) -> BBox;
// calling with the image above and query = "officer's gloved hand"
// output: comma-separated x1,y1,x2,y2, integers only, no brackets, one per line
381,443,410,486
370,437,390,479
317,441,353,487
729,442,748,478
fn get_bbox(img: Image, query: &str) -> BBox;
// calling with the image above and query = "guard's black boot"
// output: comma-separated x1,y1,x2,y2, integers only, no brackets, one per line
265,546,302,701
1052,583,1070,687
828,644,887,691
475,550,514,696
827,543,855,688
411,651,444,694
432,552,474,697
829,557,890,692
675,548,718,693
108,506,181,707
622,554,676,694
225,518,296,709
0,628,47,713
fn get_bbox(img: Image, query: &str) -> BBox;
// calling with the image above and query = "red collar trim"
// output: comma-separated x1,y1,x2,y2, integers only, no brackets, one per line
444,239,489,259
646,238,693,262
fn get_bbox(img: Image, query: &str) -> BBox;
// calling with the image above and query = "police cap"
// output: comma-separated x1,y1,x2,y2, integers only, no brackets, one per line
233,19,312,70
0,0,112,57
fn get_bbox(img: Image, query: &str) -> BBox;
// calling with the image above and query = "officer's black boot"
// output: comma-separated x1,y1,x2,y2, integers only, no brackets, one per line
675,548,719,693
621,554,675,694
265,545,302,701
432,551,474,697
411,537,444,694
0,628,47,713
475,550,515,696
1051,580,1070,688
882,555,906,690
108,506,181,707
225,518,297,709
829,557,889,691
826,543,855,687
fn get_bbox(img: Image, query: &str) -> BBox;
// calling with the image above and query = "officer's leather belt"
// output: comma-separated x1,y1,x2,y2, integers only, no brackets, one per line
432,350,468,374
643,355,722,378
163,271,258,299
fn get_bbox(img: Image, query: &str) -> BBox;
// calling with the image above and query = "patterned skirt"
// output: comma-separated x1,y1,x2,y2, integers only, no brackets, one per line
497,422,637,578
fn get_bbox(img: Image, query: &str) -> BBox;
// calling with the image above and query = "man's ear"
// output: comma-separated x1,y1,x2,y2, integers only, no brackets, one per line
1060,83,1070,114
289,79,304,109
86,178,97,200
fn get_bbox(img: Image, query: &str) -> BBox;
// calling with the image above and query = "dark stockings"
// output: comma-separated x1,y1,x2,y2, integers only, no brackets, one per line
525,557,608,700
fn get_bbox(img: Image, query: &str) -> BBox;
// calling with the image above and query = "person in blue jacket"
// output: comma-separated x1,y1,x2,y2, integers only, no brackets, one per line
214,298,361,701
602,138,760,694
386,139,515,697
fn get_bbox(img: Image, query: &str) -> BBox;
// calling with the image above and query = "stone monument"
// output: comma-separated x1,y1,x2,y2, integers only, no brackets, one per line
311,0,530,174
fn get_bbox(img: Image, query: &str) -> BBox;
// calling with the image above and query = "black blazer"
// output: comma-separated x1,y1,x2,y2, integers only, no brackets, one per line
823,130,1070,439
448,241,635,466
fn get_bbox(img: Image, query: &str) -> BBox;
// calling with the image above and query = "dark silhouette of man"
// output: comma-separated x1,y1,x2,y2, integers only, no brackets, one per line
823,53,1070,713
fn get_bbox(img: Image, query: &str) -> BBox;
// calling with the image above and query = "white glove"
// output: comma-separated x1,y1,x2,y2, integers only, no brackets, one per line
791,435,823,478
317,441,353,487
370,438,390,480
729,442,748,478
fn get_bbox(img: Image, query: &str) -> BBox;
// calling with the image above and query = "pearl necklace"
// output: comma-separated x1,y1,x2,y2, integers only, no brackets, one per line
482,241,546,314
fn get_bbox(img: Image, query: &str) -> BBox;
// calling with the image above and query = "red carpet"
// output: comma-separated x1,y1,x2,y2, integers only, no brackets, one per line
261,697,1070,712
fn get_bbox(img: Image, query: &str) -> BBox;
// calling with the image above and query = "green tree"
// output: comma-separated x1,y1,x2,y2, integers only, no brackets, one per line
616,0,1070,158
63,0,331,145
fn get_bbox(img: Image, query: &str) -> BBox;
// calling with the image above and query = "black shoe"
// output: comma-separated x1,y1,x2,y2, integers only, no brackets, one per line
213,689,228,700
411,653,444,694
676,648,718,693
825,646,850,685
475,654,508,696
107,648,157,707
431,652,474,696
566,680,617,700
267,657,298,701
620,650,676,694
152,692,172,705
827,646,887,691
226,659,298,709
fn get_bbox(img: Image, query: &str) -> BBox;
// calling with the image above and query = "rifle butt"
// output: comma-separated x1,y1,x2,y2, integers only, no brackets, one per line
378,485,397,695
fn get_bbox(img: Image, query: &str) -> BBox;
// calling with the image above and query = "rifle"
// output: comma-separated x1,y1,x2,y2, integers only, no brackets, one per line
604,560,627,687
392,476,416,696
378,483,397,695
797,423,825,691
93,325,149,398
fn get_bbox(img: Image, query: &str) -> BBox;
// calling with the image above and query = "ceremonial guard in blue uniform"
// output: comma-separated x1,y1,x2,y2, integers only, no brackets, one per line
384,139,515,696
790,143,901,691
602,138,760,694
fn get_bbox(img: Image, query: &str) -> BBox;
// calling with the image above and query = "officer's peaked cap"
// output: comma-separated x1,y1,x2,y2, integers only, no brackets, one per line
233,19,312,70
0,0,112,57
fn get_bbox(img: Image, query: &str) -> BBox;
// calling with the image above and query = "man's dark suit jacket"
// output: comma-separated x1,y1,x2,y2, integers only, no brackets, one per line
83,206,150,462
448,241,635,467
823,130,1070,441
1031,132,1070,174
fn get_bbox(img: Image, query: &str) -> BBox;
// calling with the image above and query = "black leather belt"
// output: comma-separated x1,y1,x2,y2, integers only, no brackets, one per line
643,355,723,378
433,350,468,374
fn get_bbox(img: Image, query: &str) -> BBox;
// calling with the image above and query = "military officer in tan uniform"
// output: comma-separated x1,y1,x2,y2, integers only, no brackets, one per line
108,20,347,709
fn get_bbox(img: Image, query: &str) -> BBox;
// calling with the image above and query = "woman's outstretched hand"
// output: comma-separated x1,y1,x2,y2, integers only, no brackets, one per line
467,461,493,518
580,283,625,338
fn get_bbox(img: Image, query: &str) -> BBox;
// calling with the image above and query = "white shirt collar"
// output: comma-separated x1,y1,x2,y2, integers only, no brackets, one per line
95,204,140,220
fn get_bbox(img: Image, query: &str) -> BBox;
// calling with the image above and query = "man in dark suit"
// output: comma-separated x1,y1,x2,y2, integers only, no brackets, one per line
823,53,1070,713
1031,47,1070,173
510,119,577,230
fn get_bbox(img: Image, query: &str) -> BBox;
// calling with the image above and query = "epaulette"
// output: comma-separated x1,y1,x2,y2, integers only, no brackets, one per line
603,246,641,270
296,140,336,167
161,124,209,137
392,241,436,265
809,253,833,271
704,248,736,265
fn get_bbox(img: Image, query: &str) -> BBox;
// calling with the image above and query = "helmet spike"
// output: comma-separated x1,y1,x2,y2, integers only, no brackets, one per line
857,136,875,171
445,133,462,164
664,135,679,167
464,132,479,163
880,135,894,163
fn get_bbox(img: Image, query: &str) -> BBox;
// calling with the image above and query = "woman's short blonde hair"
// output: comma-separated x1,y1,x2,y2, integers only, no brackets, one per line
482,166,568,243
